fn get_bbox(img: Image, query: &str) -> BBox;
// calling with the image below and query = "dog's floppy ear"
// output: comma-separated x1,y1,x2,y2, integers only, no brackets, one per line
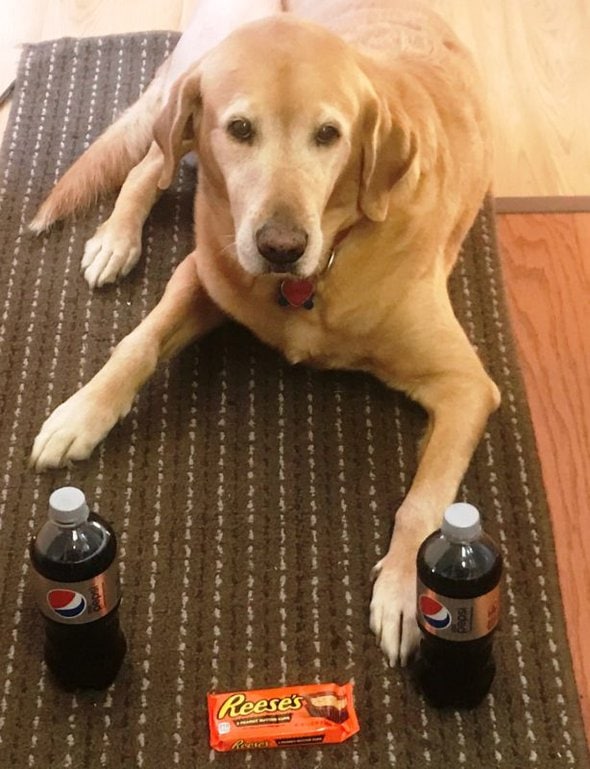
359,93,417,222
153,67,202,190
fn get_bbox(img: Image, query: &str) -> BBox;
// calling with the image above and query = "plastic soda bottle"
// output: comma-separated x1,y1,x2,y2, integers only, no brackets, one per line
415,502,502,708
30,487,127,690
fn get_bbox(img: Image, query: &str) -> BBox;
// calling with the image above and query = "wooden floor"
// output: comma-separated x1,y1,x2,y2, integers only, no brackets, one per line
498,214,590,742
0,0,588,744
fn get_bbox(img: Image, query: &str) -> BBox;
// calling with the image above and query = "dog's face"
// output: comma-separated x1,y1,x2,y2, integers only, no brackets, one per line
200,29,362,278
155,17,416,277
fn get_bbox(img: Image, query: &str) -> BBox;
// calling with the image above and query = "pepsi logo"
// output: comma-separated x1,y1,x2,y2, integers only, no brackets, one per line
47,589,87,618
420,595,451,630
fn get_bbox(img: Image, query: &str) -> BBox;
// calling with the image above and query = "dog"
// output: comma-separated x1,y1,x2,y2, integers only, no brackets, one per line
29,0,500,667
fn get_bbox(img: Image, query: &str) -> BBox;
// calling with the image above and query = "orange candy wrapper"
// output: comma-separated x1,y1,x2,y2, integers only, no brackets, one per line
207,682,360,751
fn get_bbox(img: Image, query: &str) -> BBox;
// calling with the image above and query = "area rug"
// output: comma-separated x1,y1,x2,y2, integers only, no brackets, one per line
0,33,588,769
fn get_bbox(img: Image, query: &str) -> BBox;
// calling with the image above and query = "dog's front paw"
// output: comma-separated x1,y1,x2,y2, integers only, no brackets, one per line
30,387,129,471
370,548,421,667
82,220,142,288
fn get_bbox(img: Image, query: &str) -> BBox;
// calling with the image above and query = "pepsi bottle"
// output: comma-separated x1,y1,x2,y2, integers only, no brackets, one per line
30,487,127,690
415,503,502,708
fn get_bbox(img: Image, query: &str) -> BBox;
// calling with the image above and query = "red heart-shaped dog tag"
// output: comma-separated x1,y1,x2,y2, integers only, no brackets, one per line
278,279,315,309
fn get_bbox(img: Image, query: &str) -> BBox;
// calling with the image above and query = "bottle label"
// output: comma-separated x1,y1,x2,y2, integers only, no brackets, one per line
417,579,500,641
33,561,120,625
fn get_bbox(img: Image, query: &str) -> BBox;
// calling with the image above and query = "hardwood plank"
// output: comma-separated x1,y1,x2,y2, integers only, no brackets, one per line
37,0,189,39
431,0,590,197
498,213,590,739
496,196,590,214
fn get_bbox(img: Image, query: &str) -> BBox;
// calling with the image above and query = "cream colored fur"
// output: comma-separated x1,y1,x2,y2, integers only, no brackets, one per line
30,0,500,668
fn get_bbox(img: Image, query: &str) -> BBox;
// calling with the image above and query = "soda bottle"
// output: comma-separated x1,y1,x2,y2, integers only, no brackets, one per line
29,487,127,690
415,502,502,708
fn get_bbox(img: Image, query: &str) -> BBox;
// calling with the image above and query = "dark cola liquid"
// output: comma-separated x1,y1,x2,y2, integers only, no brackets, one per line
30,513,127,691
415,528,502,709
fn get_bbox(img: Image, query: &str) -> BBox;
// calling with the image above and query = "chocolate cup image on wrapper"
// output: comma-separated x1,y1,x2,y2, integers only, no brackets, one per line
304,692,350,724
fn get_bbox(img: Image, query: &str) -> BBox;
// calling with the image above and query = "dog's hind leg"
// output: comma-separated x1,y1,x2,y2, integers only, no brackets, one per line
368,291,500,666
30,254,226,471
164,0,284,91
81,141,167,288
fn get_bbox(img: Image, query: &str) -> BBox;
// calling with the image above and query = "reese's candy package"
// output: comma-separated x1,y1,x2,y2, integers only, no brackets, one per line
207,681,360,751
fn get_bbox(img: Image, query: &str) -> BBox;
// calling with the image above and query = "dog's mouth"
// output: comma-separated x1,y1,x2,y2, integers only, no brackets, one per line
266,240,340,278
266,263,300,276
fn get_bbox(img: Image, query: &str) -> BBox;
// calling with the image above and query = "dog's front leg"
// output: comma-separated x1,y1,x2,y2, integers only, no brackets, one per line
81,142,168,288
31,254,225,471
369,304,500,666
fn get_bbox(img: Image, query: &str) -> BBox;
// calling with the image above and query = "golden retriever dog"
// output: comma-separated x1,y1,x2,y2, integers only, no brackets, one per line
29,0,500,667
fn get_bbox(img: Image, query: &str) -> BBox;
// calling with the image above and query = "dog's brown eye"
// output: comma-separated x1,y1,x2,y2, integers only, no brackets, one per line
315,123,340,146
227,118,254,143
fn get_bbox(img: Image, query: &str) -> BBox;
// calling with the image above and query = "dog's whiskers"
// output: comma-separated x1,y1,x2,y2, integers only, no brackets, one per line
219,238,237,256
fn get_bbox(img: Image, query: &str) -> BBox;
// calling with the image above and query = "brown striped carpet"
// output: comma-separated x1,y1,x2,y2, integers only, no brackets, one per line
0,33,588,769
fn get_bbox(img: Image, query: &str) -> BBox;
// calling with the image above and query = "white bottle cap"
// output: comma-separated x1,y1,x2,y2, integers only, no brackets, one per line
441,502,482,542
49,487,90,526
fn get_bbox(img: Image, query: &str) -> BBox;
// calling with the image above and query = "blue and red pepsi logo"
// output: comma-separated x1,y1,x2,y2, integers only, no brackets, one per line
47,589,87,619
419,595,452,630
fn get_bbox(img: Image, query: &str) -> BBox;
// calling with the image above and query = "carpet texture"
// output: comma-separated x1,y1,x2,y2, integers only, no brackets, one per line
0,33,588,769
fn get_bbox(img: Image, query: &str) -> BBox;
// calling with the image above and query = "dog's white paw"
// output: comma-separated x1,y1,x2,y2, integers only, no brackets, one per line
82,221,142,288
370,548,421,667
30,387,130,471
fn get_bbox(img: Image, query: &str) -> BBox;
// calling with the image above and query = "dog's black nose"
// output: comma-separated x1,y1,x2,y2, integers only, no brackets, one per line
256,219,308,267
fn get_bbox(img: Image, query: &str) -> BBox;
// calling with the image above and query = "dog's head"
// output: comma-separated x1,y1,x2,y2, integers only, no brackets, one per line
154,16,417,277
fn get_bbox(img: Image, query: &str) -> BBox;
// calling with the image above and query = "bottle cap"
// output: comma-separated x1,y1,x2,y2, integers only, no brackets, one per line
441,502,482,542
48,487,90,526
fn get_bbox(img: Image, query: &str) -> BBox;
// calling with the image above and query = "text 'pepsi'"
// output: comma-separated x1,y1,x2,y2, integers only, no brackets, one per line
29,487,127,690
414,502,503,709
